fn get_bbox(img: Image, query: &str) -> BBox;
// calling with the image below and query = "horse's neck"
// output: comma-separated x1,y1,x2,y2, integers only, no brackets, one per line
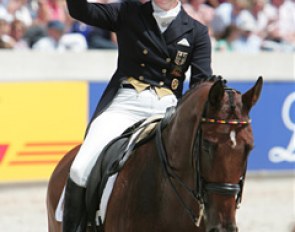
163,84,209,172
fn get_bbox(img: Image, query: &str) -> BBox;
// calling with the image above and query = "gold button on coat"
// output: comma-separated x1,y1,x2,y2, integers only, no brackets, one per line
159,81,164,86
171,78,179,90
143,49,148,55
139,75,144,81
166,58,171,63
140,63,145,67
162,69,167,74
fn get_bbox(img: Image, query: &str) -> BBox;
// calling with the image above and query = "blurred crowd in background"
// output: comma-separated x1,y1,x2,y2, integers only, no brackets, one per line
0,0,294,52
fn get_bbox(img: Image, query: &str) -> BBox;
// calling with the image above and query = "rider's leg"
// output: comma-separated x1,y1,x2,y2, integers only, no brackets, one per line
62,88,177,231
62,177,87,232
63,110,140,232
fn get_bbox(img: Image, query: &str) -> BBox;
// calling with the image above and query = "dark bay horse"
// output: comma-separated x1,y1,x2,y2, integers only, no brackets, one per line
47,76,263,232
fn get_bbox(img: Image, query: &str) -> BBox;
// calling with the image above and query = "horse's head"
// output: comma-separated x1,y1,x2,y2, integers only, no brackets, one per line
198,77,263,232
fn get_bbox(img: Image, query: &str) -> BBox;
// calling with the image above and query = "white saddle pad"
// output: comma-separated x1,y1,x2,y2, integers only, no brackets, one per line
55,173,118,225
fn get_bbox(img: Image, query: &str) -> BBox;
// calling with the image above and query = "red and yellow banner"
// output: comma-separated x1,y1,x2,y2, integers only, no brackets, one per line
0,82,87,182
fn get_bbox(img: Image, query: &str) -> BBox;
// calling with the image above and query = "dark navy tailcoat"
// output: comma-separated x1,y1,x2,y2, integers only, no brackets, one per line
66,0,212,123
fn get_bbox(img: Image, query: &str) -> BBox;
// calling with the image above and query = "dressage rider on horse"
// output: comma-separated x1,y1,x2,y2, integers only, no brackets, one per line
63,0,212,230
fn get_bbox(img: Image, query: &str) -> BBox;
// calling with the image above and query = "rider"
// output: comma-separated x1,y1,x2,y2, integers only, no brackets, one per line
63,0,212,230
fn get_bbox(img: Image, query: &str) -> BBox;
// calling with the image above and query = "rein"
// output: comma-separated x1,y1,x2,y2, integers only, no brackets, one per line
155,107,251,227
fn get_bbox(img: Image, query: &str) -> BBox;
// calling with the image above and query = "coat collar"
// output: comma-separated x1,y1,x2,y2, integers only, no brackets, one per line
140,2,194,55
163,7,194,44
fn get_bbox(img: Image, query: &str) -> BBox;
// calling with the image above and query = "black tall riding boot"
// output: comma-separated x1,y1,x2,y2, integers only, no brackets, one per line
63,178,87,232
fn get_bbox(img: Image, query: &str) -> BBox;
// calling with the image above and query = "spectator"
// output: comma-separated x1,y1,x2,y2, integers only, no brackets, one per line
70,20,91,38
183,0,215,27
0,17,14,48
211,0,253,39
32,0,69,26
33,0,51,26
86,27,118,49
214,24,240,51
81,0,118,48
246,0,286,51
23,24,47,47
249,0,278,39
278,0,295,47
0,0,13,22
10,18,29,49
46,0,67,23
268,0,284,39
7,0,32,26
69,20,117,49
231,13,263,52
32,20,87,51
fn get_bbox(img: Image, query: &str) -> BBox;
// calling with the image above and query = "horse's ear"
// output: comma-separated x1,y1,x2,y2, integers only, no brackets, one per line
242,76,263,111
208,80,225,107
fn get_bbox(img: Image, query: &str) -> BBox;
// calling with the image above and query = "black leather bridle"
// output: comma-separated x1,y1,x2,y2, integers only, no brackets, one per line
194,121,248,225
155,104,251,227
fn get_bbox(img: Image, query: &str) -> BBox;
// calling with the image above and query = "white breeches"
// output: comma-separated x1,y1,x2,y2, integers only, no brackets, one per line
70,87,177,187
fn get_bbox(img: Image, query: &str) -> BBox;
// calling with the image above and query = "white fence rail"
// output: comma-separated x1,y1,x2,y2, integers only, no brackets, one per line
0,51,294,82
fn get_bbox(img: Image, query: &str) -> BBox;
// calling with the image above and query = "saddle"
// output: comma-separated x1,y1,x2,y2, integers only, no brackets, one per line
83,117,161,228
85,107,176,230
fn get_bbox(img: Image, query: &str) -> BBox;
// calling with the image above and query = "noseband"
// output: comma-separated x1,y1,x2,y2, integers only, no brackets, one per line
155,95,251,227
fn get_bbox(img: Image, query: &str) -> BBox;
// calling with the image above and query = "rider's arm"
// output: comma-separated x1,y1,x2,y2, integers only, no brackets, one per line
66,0,125,32
189,25,212,87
